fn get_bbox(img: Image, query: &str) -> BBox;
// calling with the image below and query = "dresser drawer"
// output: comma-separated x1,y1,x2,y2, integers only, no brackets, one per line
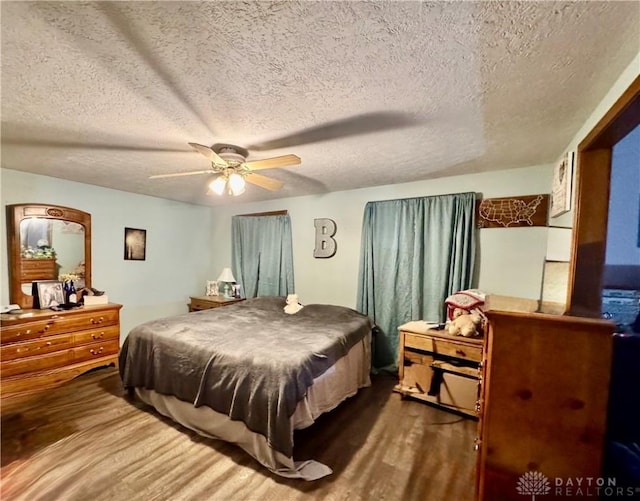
404,332,435,352
1,349,74,378
1,308,119,344
0,333,74,362
431,339,482,362
190,297,222,311
189,296,244,312
20,259,58,281
403,332,482,362
73,325,120,345
72,339,119,363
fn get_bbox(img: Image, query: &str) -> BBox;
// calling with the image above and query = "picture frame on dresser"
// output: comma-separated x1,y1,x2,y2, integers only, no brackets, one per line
32,280,65,309
206,280,219,296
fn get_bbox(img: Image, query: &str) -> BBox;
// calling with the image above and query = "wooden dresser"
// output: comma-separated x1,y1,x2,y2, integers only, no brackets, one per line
395,321,484,417
188,295,244,312
476,310,614,501
1,303,122,410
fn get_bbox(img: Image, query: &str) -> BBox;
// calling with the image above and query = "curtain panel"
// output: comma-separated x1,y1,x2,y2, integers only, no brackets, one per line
231,214,295,298
357,192,477,372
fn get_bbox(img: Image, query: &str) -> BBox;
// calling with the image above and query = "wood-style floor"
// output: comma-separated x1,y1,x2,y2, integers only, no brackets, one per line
1,367,477,501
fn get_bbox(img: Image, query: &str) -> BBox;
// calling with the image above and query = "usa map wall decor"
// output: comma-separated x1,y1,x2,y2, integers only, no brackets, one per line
476,194,549,228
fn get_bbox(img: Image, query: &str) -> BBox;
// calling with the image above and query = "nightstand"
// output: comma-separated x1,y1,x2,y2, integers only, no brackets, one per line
188,295,244,312
394,321,484,418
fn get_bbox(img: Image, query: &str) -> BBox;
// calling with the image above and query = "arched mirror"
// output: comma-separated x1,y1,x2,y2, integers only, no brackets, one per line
6,204,92,309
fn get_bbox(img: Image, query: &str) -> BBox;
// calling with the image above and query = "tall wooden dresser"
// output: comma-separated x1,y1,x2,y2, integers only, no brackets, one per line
476,310,614,500
1,303,122,410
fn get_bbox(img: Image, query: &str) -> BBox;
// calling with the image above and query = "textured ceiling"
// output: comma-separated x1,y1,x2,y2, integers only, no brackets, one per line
1,1,639,206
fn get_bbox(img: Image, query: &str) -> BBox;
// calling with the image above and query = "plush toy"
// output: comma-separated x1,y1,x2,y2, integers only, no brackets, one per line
447,308,483,337
284,294,304,314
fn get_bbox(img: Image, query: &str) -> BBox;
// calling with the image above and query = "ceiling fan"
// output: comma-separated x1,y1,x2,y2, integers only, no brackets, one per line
149,143,301,196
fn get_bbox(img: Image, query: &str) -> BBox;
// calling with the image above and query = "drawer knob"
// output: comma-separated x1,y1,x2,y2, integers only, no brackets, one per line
91,317,105,325
90,347,104,355
91,332,105,340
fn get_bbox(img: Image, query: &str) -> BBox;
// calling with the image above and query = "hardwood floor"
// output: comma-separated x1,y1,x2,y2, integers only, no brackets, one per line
1,367,477,501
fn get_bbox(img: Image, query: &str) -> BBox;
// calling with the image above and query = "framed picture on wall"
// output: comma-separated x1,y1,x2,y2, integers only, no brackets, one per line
124,227,147,261
550,151,574,218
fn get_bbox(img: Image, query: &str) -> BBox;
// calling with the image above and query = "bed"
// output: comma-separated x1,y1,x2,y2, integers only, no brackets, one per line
118,296,372,480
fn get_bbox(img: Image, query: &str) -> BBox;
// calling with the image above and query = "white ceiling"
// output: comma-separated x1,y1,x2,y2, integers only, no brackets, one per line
2,1,639,206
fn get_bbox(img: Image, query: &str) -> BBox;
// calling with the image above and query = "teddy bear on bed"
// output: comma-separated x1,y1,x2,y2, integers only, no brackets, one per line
284,294,304,314
447,308,484,337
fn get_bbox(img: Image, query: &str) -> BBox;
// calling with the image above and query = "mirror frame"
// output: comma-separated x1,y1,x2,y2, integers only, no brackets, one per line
6,203,92,309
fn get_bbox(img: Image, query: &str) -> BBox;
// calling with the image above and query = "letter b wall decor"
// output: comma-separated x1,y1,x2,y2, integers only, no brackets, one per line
314,218,337,258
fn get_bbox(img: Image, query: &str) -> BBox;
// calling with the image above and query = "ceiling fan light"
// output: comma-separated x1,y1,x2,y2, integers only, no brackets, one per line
228,172,246,196
209,176,227,195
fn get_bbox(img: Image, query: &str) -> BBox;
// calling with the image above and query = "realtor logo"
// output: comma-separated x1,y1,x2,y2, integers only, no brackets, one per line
517,471,551,500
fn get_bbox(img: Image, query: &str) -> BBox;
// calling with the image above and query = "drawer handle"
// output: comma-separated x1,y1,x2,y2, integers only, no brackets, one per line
90,317,105,325
455,349,466,356
17,347,30,353
38,324,51,334
91,332,105,340
90,347,104,355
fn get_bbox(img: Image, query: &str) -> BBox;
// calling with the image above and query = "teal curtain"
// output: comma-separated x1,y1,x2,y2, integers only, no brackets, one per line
357,192,476,372
231,214,295,298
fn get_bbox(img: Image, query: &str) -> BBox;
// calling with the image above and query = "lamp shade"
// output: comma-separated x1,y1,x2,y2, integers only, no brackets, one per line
209,176,227,195
228,172,246,196
217,267,236,282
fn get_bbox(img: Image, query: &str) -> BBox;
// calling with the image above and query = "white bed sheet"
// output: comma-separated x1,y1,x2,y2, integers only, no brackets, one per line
135,332,371,480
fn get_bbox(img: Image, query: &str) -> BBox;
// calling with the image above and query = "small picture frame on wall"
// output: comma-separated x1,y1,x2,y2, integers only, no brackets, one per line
124,227,147,261
550,151,574,218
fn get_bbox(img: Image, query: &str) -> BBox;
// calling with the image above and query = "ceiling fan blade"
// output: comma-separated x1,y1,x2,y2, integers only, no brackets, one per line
247,111,420,151
245,173,284,191
244,154,301,171
149,170,212,179
188,142,228,166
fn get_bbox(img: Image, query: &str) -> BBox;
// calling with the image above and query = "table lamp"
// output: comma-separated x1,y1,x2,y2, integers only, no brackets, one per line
217,267,236,298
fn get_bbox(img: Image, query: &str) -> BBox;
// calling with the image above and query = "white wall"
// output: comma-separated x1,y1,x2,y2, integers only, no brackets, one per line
210,164,554,308
1,168,214,339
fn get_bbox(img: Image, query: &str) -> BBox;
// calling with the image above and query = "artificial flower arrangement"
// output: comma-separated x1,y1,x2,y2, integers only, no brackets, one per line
59,273,80,284
21,239,57,259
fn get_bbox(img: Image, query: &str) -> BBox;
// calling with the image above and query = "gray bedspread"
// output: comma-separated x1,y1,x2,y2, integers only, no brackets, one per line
119,296,372,457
